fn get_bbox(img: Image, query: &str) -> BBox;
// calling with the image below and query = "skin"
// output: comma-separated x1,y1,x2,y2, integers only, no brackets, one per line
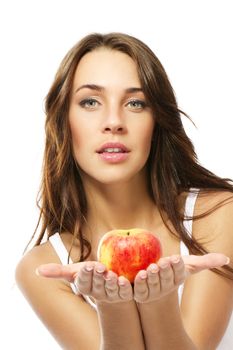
69,48,155,187
16,48,233,350
37,253,230,304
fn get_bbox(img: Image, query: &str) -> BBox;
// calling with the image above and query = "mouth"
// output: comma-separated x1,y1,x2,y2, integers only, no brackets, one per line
98,148,128,154
96,143,130,163
96,142,130,154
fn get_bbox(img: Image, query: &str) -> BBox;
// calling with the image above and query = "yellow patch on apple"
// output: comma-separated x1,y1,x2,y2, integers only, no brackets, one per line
97,228,162,283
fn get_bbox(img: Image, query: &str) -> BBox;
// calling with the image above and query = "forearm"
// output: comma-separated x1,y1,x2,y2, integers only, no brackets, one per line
96,300,145,350
137,291,197,350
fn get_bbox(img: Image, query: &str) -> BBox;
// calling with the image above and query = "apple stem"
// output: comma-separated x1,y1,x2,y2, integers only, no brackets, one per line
127,232,130,235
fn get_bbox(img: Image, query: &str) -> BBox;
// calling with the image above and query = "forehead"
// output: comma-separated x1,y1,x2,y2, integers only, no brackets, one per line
72,48,141,88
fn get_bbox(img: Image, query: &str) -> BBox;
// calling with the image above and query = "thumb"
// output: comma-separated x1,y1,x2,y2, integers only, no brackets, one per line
36,263,83,282
182,253,230,274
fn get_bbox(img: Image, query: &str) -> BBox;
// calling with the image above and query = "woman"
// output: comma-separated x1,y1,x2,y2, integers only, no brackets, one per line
16,33,233,350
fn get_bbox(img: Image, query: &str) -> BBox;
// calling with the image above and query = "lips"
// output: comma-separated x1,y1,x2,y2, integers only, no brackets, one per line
97,142,130,154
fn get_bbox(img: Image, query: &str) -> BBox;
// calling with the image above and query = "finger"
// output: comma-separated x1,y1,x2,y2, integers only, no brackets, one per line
147,263,160,296
170,256,185,285
74,263,94,295
134,270,149,302
182,253,230,274
118,276,133,301
92,263,107,299
36,263,85,282
104,271,119,300
158,258,174,292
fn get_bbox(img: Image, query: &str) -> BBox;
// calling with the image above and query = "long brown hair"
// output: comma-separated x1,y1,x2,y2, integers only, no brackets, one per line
30,32,233,278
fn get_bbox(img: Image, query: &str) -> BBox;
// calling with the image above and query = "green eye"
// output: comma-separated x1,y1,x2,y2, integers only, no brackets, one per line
127,100,146,109
80,98,99,108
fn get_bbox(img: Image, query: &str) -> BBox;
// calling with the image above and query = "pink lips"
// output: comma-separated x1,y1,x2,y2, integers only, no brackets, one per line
96,142,130,163
97,142,130,154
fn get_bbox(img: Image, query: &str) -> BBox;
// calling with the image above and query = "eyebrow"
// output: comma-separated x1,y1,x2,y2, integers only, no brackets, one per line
75,84,144,94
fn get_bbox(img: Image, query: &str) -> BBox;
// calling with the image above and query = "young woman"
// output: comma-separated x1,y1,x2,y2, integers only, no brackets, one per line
16,33,233,350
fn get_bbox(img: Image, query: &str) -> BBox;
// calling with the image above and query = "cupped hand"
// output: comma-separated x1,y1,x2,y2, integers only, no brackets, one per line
133,253,230,304
134,255,185,303
37,261,133,304
74,262,133,303
37,252,229,304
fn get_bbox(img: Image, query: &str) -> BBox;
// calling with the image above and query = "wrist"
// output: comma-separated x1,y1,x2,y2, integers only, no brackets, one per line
136,290,195,350
137,290,179,310
96,299,145,350
96,298,136,311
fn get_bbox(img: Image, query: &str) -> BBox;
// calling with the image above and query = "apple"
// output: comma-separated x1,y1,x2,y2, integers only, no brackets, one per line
97,228,162,283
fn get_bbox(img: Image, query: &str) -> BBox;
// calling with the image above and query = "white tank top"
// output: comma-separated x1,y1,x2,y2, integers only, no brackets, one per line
49,190,232,349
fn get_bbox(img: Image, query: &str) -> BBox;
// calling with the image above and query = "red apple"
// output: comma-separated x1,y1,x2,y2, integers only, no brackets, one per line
97,228,162,283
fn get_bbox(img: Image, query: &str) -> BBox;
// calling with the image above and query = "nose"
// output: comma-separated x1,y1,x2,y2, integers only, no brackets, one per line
101,107,127,134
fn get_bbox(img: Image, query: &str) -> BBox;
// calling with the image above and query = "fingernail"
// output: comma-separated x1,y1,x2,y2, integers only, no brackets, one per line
35,266,45,275
96,266,105,273
35,265,49,275
140,271,147,279
225,257,230,265
104,272,112,281
85,265,93,272
118,277,126,286
150,264,159,273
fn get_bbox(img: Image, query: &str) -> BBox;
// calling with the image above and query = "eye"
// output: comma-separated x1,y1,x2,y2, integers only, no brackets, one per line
127,99,147,110
79,98,100,109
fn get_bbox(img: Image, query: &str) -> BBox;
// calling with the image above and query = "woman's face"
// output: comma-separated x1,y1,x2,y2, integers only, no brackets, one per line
69,48,155,186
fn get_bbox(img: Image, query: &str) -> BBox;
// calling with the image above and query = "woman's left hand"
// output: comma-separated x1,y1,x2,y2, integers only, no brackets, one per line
133,253,230,303
134,255,185,303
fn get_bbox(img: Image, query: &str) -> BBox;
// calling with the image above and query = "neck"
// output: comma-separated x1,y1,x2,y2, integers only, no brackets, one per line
82,175,158,236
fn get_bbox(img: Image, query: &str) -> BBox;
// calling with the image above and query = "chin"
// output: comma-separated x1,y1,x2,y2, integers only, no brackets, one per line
99,176,133,186
79,163,147,187
99,172,145,187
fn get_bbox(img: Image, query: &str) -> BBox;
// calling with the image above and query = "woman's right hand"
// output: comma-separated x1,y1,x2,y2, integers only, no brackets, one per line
36,261,133,304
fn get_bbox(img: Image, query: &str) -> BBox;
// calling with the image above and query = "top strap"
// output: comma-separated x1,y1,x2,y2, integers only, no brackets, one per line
180,188,199,256
49,233,71,265
183,188,200,237
49,233,97,310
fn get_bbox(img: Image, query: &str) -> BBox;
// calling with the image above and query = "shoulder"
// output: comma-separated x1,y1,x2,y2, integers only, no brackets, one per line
15,239,66,296
181,190,233,347
179,189,233,222
15,239,71,337
195,189,233,214
193,190,233,252
191,190,233,260
15,232,80,289
15,236,100,349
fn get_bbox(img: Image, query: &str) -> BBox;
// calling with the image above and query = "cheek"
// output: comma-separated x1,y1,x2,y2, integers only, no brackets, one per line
69,116,90,151
69,117,97,173
140,121,155,151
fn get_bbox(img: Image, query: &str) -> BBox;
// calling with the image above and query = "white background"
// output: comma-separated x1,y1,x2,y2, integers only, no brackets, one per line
1,0,232,348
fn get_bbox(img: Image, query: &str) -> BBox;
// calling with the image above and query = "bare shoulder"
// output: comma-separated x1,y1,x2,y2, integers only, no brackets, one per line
15,231,84,307
181,190,233,348
15,236,100,349
193,190,233,256
16,240,58,286
15,238,72,319
195,189,233,213
15,235,67,287
16,232,80,286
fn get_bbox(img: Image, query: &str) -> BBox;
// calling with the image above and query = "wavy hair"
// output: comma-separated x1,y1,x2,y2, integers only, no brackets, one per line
29,32,233,278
